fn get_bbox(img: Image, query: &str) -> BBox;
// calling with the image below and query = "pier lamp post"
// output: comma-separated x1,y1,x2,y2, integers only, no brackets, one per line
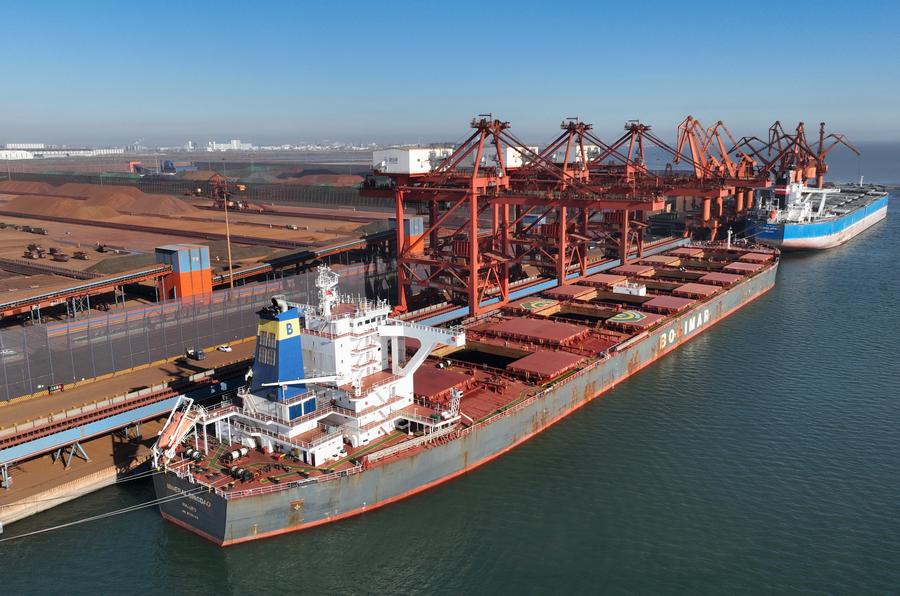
223,159,235,289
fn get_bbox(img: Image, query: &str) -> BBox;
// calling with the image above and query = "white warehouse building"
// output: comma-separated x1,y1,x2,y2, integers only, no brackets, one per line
372,147,454,174
207,139,254,151
4,143,45,150
471,145,539,169
0,150,34,160
372,145,541,175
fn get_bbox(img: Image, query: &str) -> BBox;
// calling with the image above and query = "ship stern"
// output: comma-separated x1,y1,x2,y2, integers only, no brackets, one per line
154,472,229,545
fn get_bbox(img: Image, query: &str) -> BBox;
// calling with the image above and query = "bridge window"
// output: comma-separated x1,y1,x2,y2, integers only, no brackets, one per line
258,331,276,348
259,346,276,365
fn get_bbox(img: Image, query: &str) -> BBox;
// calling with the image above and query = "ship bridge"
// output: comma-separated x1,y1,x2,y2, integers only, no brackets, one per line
153,265,465,469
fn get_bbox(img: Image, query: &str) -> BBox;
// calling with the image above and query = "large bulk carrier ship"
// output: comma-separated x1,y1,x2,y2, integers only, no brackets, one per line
747,175,888,250
153,244,778,546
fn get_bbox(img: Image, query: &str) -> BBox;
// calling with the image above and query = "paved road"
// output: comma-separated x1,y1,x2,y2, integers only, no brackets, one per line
0,341,254,429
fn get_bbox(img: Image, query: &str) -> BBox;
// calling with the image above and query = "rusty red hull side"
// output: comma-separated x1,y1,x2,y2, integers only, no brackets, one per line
155,261,778,546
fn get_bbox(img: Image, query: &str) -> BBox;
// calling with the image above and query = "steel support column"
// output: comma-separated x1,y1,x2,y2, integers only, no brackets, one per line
514,205,524,259
557,206,567,284
122,421,142,439
500,203,509,302
53,441,90,469
468,191,479,315
68,295,89,318
580,208,589,275
619,209,630,265
428,200,439,250
394,189,408,313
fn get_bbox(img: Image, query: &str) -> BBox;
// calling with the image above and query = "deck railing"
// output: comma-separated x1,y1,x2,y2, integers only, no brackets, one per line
366,425,458,463
288,404,334,424
219,464,365,500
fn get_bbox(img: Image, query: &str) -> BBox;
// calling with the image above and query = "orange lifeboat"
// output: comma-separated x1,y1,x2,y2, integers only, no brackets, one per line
157,411,189,452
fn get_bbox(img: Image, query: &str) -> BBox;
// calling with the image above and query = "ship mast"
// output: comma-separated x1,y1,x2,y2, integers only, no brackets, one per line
316,265,339,316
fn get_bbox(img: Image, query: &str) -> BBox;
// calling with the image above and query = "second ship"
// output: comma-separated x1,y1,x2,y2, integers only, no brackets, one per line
747,173,888,250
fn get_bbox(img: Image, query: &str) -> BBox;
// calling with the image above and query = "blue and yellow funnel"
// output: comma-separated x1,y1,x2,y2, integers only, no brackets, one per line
250,304,305,402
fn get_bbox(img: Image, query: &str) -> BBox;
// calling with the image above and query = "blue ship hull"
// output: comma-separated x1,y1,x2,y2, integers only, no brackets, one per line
751,195,888,250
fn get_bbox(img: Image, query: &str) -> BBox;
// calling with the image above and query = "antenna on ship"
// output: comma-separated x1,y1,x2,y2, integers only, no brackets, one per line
316,265,340,316
449,387,463,418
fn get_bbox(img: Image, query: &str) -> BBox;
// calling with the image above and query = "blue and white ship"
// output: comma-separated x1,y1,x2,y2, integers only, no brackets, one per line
748,179,889,250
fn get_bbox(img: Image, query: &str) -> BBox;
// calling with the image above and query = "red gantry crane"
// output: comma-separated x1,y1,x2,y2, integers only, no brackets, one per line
731,121,859,189
364,116,666,317
364,115,855,316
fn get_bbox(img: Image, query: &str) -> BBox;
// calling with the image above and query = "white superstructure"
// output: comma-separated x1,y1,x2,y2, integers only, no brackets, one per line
755,180,841,224
154,266,465,468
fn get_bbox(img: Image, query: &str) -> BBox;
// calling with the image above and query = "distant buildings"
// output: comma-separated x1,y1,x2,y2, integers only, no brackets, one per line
203,139,383,152
0,138,386,160
206,139,254,151
0,144,124,160
0,149,34,160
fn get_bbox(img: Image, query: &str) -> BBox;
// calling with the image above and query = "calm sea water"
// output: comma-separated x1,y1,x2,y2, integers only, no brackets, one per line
2,201,898,595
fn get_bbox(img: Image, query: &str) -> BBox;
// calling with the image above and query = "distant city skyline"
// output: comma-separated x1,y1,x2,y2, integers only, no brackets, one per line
2,1,899,146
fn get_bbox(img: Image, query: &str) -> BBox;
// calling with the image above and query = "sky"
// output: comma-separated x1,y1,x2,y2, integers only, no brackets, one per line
2,0,899,146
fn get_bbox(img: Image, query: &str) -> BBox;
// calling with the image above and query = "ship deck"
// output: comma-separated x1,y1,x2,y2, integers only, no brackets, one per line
763,186,887,224
168,243,779,496
167,429,413,495
820,186,887,216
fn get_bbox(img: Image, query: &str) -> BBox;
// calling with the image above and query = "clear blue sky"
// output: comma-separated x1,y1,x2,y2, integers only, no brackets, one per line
2,0,898,146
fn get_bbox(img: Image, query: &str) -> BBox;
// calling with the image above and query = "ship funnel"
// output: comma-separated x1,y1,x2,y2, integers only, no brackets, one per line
250,301,305,402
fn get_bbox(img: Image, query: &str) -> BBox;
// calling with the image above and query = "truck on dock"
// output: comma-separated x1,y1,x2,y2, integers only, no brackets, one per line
184,347,206,361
